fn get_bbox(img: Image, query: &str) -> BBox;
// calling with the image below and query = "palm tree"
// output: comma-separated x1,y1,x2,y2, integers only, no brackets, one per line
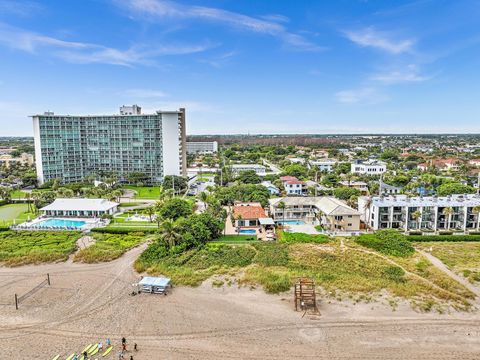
363,197,372,231
411,210,422,230
278,201,286,225
199,191,209,210
145,205,155,223
472,205,480,231
442,207,454,230
0,186,12,203
158,219,181,249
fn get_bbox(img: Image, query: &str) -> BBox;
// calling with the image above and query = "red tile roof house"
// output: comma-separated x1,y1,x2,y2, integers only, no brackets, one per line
233,202,267,228
417,158,462,171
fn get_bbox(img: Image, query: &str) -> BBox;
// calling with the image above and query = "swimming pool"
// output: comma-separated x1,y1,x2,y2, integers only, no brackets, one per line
276,220,306,225
238,229,256,234
35,219,87,229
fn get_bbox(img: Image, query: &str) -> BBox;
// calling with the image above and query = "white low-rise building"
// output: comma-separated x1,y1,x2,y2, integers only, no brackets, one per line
40,198,119,218
351,160,386,175
231,164,266,176
186,141,218,154
261,181,280,195
358,194,480,232
309,159,338,172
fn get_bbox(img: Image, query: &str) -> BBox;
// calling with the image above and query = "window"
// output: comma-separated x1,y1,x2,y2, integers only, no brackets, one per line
348,223,352,226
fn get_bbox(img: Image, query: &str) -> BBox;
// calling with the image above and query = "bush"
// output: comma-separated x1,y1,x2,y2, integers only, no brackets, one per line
280,232,330,244
383,266,406,282
408,235,480,242
356,230,415,257
74,233,146,263
91,227,155,234
0,231,79,266
253,243,289,266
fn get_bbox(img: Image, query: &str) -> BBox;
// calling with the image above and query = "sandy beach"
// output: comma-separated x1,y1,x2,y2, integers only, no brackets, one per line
1,246,480,360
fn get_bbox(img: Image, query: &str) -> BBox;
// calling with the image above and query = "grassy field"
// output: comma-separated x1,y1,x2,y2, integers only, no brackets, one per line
0,204,36,226
0,231,80,266
11,190,26,199
416,242,480,283
135,236,474,311
74,232,149,263
124,185,161,199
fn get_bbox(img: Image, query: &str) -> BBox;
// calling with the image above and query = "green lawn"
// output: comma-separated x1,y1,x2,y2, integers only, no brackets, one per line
11,190,26,199
0,204,36,226
124,185,161,199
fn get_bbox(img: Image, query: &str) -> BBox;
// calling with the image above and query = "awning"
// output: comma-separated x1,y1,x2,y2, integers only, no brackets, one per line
138,277,171,287
259,218,275,225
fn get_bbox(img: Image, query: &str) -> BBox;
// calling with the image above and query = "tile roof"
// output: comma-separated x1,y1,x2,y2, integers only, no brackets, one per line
233,204,266,219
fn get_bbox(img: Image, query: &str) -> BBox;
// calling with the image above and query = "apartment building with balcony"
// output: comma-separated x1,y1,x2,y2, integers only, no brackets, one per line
32,106,186,185
359,194,480,233
269,196,360,231
186,141,218,154
351,159,387,175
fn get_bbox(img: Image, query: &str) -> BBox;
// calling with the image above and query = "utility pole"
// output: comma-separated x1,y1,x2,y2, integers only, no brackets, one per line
477,173,480,195
315,171,318,197
379,173,383,196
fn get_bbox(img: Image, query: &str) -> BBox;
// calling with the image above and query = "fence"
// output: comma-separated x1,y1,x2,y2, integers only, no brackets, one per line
15,273,50,310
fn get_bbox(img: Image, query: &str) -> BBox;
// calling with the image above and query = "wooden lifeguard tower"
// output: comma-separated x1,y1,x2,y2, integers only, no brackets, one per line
294,278,318,313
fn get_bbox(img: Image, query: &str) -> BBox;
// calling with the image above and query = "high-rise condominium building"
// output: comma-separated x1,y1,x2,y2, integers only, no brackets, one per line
32,105,186,185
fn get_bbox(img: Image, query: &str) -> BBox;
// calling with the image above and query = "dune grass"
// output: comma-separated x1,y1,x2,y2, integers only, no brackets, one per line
74,232,148,263
0,231,79,266
416,242,480,284
135,237,474,311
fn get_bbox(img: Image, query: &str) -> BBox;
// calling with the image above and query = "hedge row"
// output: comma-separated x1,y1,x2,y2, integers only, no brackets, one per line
408,235,480,242
90,227,157,234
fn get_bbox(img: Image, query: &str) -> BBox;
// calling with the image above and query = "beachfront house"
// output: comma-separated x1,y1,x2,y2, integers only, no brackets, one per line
269,196,360,231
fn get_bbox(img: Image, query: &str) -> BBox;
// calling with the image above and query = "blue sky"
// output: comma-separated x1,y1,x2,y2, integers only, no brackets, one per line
1,0,480,136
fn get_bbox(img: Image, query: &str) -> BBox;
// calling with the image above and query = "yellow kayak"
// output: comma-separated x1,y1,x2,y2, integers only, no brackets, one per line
65,354,75,360
102,346,113,357
82,344,93,353
51,355,60,360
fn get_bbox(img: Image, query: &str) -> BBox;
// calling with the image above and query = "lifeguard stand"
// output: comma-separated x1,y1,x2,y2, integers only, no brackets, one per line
294,278,318,313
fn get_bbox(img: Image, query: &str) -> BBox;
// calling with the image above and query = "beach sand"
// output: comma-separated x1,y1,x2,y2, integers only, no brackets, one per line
1,246,480,359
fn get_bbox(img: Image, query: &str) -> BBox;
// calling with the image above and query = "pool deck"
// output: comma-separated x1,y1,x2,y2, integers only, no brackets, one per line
12,216,106,231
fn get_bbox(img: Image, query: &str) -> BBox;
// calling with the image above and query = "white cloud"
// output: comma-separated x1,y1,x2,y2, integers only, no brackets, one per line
0,22,214,66
344,27,414,54
118,0,323,51
371,64,430,84
335,87,388,104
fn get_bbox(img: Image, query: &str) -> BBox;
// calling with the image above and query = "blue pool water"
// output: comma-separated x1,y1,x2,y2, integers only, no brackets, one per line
36,219,87,229
276,220,306,225
239,229,256,234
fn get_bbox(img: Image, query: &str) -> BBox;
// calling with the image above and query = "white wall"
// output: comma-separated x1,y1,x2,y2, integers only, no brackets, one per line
162,113,181,176
32,116,44,184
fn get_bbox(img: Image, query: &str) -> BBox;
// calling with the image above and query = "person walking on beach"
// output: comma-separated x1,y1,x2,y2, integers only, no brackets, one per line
130,356,134,360
106,338,111,347
134,343,137,351
98,342,103,352
122,337,126,345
